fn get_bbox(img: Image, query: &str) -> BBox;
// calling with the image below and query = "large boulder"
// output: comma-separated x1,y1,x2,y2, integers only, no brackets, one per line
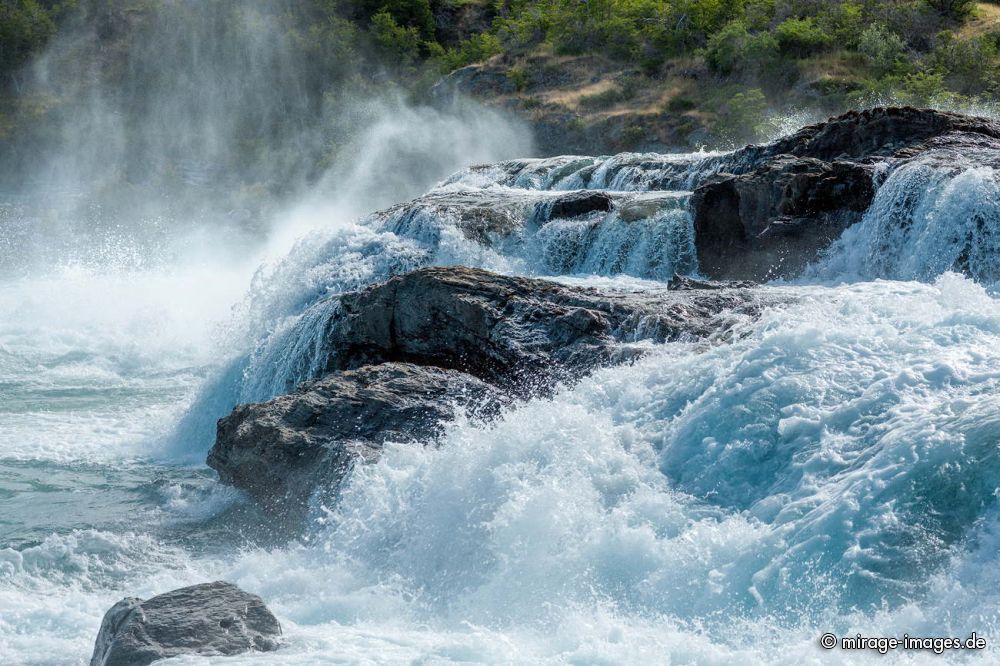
210,267,781,509
323,266,770,389
690,107,1000,280
90,581,281,666
209,363,504,508
692,158,875,281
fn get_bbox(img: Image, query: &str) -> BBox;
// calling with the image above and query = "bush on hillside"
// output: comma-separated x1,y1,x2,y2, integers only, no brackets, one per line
775,16,831,57
858,24,908,76
371,10,422,64
930,31,1000,94
0,0,57,80
718,87,767,142
923,0,976,19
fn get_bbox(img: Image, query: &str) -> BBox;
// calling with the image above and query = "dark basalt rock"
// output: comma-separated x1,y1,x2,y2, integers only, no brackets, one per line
209,363,504,508
764,106,1000,162
690,107,1000,280
323,266,769,389
90,582,281,666
692,158,875,281
210,267,783,508
547,190,615,218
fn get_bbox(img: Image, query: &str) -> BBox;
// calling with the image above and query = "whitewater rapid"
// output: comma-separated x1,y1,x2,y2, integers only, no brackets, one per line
2,144,999,664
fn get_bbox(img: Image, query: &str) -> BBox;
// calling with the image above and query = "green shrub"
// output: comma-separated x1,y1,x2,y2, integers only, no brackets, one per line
705,20,780,77
923,0,976,19
619,123,647,148
354,0,436,39
858,24,908,77
371,10,422,64
901,70,949,104
666,95,696,112
825,1,865,49
719,87,767,142
706,20,750,75
439,32,503,71
507,65,529,91
930,31,999,94
775,16,831,58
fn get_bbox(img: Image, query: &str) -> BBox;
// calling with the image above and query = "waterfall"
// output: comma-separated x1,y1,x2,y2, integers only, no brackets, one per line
811,156,1000,285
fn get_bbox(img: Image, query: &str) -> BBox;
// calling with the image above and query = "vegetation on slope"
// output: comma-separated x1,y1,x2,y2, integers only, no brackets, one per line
2,0,999,161
428,0,1000,144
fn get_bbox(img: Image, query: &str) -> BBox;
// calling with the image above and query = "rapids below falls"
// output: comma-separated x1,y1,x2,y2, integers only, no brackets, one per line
2,124,1000,664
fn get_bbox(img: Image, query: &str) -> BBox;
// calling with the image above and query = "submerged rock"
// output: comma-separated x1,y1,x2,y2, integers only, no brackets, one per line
90,581,281,666
690,107,1000,280
210,362,504,507
547,190,615,218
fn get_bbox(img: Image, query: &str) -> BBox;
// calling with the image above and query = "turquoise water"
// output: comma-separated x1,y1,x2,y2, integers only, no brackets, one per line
1,150,999,664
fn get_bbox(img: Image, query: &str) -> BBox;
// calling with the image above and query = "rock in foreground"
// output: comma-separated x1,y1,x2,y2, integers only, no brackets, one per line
91,581,281,666
210,362,505,508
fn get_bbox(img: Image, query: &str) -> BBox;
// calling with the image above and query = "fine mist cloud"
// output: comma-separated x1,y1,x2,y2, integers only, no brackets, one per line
1,0,533,273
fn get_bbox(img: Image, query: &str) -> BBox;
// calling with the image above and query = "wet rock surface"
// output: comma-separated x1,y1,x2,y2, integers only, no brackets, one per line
323,267,767,387
692,158,875,280
210,362,505,508
90,581,281,666
691,107,1000,280
210,267,778,508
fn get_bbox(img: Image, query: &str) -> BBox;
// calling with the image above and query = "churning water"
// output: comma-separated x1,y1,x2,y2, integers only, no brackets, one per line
3,137,1000,663
3,4,1000,662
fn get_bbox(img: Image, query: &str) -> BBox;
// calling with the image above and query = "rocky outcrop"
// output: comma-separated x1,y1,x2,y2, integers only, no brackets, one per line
691,107,1000,280
210,267,779,509
692,158,875,280
323,267,767,389
91,582,281,666
763,106,1000,162
209,363,505,508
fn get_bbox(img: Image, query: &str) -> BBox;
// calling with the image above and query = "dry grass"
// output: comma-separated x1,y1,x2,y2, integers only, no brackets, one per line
957,2,1000,39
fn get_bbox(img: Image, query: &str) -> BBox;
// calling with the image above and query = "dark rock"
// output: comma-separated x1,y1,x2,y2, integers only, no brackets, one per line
692,158,875,281
90,582,281,666
209,363,504,508
546,190,614,219
324,266,773,389
690,107,1000,280
764,106,1000,162
667,275,756,290
210,267,784,508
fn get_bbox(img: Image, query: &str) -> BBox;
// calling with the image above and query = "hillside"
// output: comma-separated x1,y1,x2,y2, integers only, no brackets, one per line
430,0,1000,151
2,0,999,171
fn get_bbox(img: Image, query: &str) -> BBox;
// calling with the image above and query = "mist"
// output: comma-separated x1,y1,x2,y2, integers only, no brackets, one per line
0,0,532,277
